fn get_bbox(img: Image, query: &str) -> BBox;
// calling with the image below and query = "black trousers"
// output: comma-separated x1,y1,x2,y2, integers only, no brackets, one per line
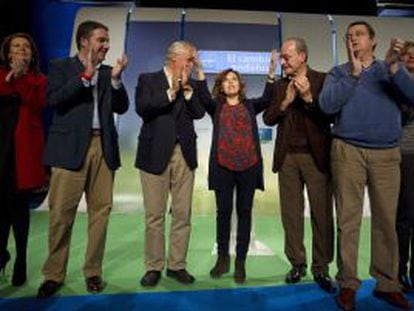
214,164,258,260
0,147,30,264
396,153,414,278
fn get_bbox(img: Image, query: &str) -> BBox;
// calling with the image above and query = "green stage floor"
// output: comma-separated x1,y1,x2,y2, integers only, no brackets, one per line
0,211,372,298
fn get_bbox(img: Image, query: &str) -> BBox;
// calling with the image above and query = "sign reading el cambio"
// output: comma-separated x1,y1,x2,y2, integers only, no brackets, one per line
199,50,281,75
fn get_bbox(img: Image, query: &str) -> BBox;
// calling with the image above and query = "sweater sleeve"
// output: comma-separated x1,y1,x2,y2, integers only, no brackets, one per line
319,65,359,114
391,65,414,106
250,81,274,114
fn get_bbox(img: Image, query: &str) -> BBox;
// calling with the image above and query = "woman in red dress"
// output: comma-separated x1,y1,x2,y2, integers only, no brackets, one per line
0,33,47,286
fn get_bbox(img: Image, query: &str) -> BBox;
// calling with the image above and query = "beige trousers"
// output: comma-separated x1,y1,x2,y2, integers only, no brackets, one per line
331,138,401,292
42,135,114,282
140,144,195,271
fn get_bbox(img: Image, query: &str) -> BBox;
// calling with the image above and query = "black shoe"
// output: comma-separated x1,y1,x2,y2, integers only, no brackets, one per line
86,276,106,293
166,269,195,284
140,270,161,287
0,250,10,275
11,260,26,287
285,264,307,284
313,273,336,293
37,280,63,298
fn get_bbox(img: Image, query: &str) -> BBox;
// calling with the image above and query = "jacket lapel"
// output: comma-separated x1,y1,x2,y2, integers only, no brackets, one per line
72,56,85,73
97,66,106,107
159,70,184,117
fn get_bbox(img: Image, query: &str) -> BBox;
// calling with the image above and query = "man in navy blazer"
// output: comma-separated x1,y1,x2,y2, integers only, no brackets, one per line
38,20,129,298
135,41,204,287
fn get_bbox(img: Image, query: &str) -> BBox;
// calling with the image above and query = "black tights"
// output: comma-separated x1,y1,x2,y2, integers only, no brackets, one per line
214,165,257,260
0,186,30,266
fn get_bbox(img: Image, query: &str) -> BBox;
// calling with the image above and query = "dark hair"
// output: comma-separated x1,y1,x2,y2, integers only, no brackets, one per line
75,20,108,51
0,32,40,73
347,21,376,39
346,20,376,50
212,69,246,104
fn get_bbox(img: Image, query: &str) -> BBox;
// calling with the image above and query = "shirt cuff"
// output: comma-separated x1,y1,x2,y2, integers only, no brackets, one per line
81,77,91,88
167,88,176,102
111,78,122,89
184,89,193,101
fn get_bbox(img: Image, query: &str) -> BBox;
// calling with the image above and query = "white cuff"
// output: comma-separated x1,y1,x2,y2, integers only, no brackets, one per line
111,78,122,89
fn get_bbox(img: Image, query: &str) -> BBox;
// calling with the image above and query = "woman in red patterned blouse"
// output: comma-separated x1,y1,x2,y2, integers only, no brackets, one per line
0,33,47,286
195,51,277,283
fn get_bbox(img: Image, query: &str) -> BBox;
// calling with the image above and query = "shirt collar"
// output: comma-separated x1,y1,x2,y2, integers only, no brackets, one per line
163,66,173,87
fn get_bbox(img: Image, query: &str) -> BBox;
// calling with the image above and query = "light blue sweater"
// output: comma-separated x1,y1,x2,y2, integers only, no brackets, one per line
320,60,414,148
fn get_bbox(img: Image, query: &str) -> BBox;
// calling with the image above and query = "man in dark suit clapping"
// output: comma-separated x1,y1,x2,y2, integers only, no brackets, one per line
37,20,129,298
135,41,204,287
263,37,334,293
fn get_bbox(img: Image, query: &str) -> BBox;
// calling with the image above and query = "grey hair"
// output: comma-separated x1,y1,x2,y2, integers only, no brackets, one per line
165,41,195,66
284,37,308,62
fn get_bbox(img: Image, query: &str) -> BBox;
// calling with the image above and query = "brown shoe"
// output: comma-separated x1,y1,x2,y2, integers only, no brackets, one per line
234,259,246,284
210,255,230,278
373,290,412,309
336,288,356,311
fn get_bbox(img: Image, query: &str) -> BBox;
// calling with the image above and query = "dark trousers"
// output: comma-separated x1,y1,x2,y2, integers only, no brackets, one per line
214,164,258,260
279,153,333,274
0,151,30,265
396,154,414,278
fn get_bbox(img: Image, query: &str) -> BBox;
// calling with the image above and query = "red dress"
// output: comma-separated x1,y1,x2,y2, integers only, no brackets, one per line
0,68,47,190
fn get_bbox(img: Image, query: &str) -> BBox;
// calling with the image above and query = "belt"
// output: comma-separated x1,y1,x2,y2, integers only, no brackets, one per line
91,129,101,136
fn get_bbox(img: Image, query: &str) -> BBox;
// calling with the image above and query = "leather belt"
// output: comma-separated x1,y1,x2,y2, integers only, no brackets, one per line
91,129,101,136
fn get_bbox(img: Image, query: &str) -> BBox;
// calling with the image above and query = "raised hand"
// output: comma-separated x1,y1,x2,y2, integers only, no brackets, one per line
181,67,193,95
268,49,279,78
169,69,181,100
194,51,205,81
180,66,189,87
84,48,97,77
111,54,128,80
6,54,29,81
386,37,405,75
386,37,405,65
346,36,362,77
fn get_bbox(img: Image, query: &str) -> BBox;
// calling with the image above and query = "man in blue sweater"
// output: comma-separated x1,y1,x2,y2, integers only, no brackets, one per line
320,21,414,310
